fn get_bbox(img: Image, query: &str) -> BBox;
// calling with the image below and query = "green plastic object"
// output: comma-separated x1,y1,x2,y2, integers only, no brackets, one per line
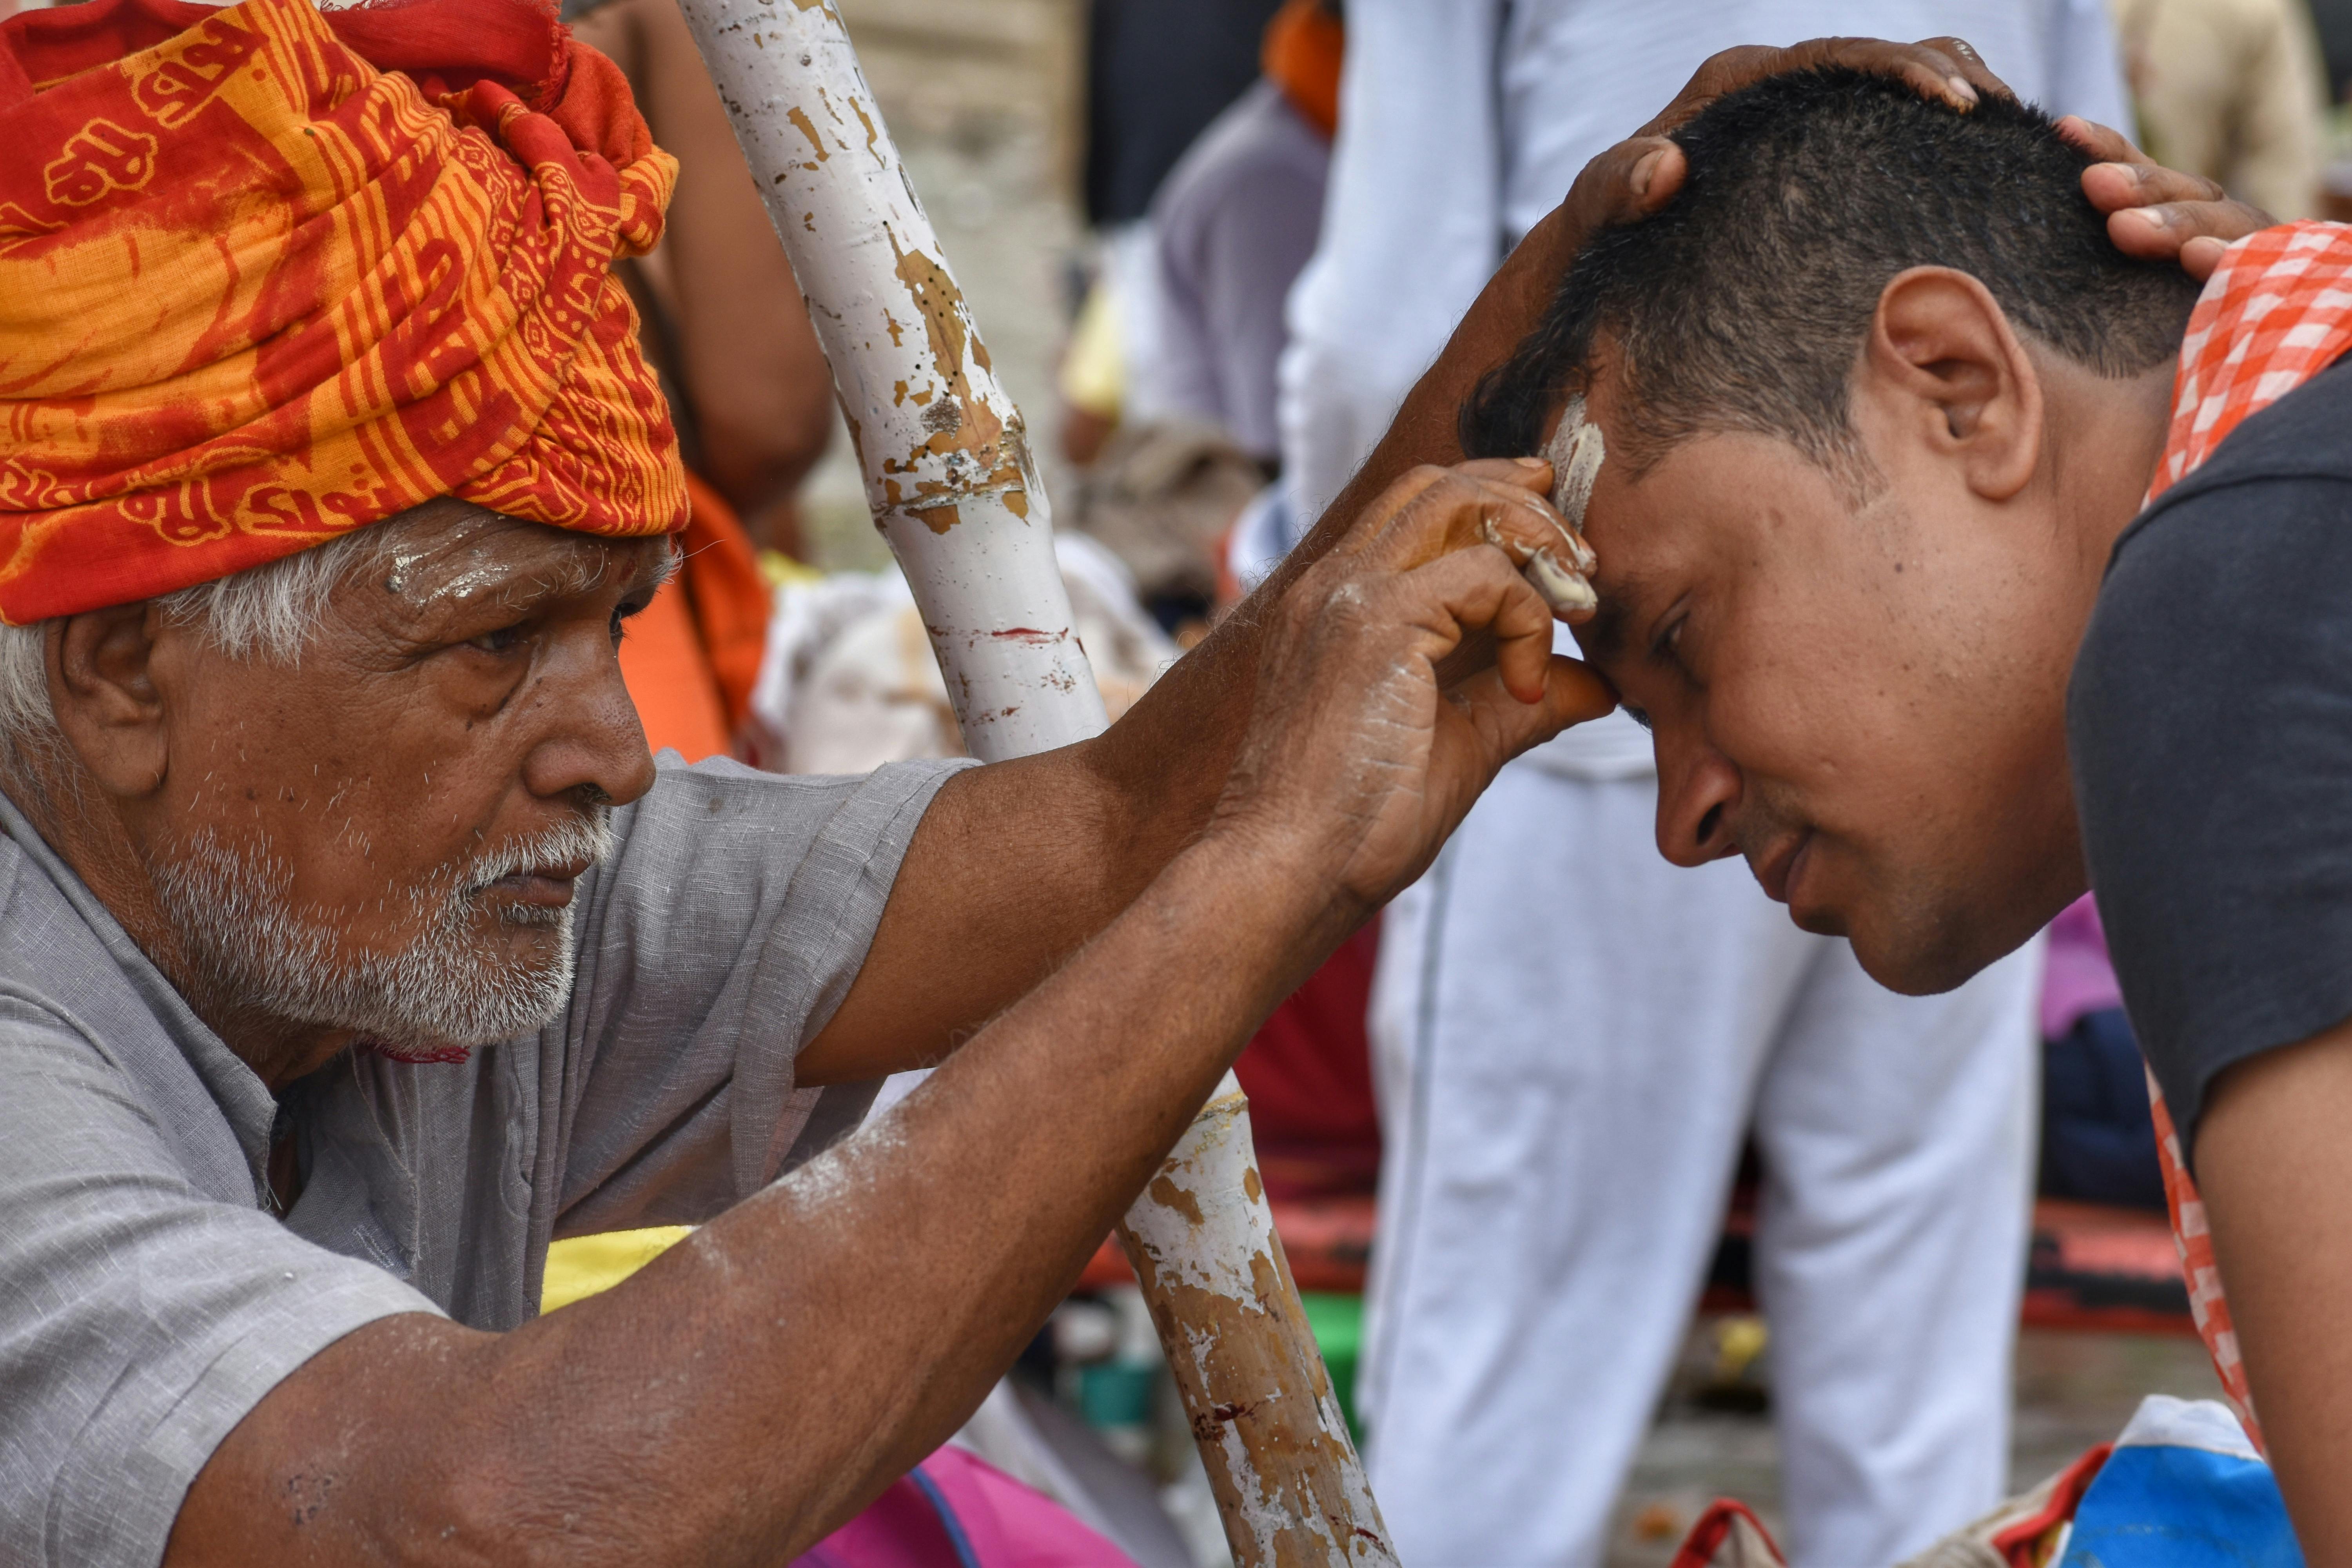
1299,1291,1364,1443
1078,1360,1158,1430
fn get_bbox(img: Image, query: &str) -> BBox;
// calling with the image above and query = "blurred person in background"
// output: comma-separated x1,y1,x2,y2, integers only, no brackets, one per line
1127,0,1381,1197
2038,897,2169,1212
1151,0,1339,474
569,0,835,762
2108,0,2328,218
1280,9,2129,1567
1060,0,1284,469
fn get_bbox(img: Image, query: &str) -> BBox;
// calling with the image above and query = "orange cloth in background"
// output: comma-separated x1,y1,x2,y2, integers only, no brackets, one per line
0,0,685,624
619,471,771,761
619,566,730,762
1261,0,1342,139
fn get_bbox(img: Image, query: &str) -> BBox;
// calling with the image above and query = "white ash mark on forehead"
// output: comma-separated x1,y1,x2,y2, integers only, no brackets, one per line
1544,393,1606,534
372,504,659,615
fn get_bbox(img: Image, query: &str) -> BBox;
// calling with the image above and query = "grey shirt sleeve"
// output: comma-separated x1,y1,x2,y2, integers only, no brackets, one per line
0,996,439,1568
544,754,971,1234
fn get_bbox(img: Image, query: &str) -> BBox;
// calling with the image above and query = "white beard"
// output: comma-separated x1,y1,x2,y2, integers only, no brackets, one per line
150,809,613,1052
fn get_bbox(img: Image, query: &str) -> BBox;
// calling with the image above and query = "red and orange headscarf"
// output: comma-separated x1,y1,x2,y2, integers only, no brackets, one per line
0,0,687,625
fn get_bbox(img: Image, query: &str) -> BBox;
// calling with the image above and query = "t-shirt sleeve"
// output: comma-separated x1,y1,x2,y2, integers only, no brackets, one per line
2069,470,2352,1160
547,754,971,1234
0,998,439,1568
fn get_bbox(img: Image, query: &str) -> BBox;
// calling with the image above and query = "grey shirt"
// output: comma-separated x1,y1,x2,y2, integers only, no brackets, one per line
1151,79,1330,465
0,755,965,1567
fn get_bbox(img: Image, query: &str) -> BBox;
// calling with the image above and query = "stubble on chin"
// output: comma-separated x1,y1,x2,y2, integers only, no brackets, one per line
147,809,611,1053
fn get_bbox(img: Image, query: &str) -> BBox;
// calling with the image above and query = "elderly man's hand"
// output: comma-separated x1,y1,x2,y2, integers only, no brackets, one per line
2060,115,2274,280
1210,459,1613,921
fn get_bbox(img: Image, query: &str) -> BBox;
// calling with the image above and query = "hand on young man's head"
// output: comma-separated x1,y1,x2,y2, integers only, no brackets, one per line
1486,56,2238,998
1551,36,2265,291
2059,115,2273,280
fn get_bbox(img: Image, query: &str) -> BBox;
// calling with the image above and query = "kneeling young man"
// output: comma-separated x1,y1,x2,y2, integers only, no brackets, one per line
1467,69,2352,1553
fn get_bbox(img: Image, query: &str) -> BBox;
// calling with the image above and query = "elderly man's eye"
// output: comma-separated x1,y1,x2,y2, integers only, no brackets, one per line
612,595,654,644
470,622,529,655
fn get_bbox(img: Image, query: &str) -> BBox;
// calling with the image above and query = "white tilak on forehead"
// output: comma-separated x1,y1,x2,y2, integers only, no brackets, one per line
1480,392,1604,618
1543,393,1606,534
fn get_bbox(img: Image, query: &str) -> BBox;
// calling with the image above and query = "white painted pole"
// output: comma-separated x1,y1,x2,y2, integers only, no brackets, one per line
670,5,1397,1563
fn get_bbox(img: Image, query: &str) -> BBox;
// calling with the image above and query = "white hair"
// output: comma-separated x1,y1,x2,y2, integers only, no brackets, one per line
0,526,397,763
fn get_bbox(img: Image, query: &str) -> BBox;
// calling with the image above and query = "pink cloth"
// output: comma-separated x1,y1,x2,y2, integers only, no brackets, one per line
789,1445,1140,1568
2040,895,2124,1040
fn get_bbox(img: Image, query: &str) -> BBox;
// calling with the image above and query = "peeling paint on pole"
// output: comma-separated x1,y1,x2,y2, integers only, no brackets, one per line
677,0,1099,759
1123,1075,1401,1568
673,6,1394,1561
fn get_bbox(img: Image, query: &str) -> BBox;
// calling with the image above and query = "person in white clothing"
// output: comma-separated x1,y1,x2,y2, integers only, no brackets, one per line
1283,8,2130,1565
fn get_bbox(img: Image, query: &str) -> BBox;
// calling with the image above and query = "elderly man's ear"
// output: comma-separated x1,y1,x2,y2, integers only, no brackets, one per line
1861,265,2043,503
49,605,173,799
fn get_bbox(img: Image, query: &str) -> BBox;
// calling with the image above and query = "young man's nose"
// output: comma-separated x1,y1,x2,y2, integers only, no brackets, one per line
1654,733,1743,868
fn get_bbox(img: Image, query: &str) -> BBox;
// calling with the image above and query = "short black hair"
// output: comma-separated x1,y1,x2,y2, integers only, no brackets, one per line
1461,70,2201,478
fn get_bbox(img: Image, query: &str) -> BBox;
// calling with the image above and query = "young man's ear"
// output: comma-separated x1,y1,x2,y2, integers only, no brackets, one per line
49,604,172,799
1862,266,2043,502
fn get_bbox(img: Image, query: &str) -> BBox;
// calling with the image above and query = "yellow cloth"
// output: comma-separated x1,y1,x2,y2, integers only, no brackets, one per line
540,1225,693,1314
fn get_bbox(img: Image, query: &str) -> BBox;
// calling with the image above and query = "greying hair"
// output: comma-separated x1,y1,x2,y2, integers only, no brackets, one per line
0,526,395,759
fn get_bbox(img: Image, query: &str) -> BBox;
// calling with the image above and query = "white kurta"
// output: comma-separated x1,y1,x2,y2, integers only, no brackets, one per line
1363,769,2047,1568
1284,6,2125,1564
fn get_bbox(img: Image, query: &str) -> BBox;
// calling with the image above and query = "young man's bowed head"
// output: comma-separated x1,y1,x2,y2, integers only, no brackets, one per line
1471,72,2198,997
1472,68,2352,1552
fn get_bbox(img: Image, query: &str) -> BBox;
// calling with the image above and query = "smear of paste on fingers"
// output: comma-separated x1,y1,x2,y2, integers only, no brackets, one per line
1496,393,1601,617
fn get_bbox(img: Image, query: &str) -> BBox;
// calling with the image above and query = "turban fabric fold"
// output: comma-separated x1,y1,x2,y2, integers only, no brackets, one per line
0,0,688,625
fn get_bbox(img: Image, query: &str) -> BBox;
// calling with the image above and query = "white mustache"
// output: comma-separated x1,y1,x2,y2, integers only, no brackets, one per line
461,808,614,897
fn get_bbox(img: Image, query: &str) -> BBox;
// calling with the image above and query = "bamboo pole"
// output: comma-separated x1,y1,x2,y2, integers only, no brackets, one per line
670,4,1396,1562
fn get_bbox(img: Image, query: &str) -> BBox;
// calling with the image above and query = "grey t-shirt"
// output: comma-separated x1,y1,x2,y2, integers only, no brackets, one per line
0,754,965,1566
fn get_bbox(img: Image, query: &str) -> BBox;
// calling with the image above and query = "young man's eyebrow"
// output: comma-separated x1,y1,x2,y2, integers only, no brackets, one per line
1579,592,1636,669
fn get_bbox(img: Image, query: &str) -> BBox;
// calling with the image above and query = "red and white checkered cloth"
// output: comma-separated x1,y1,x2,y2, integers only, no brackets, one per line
2140,220,2352,1453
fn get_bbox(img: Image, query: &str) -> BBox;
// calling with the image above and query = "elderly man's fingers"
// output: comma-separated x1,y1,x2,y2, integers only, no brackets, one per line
1444,658,1620,759
2056,114,2149,169
1395,546,1563,704
2078,152,2230,213
1904,36,2015,103
1369,462,1592,583
2110,201,2270,278
1638,36,2009,140
1562,134,1689,238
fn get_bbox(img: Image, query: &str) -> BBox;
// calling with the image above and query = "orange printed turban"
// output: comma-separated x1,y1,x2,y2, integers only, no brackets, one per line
0,0,688,626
